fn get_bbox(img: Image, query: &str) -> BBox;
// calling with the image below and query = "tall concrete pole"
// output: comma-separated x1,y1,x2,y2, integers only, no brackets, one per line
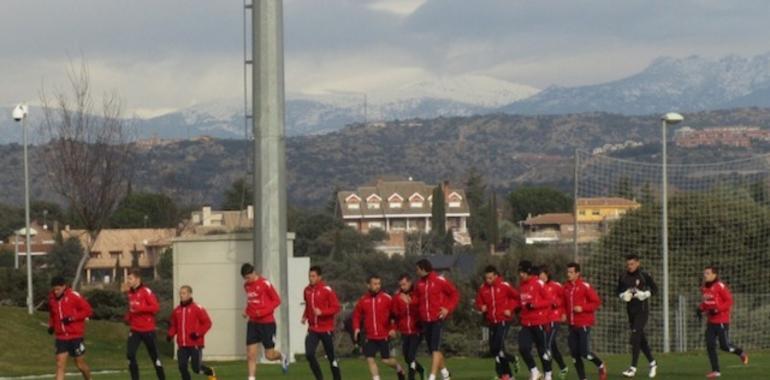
661,118,670,353
252,0,290,358
23,114,34,315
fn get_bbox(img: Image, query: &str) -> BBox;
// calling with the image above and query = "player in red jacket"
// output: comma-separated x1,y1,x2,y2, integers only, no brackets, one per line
563,263,607,380
539,266,568,379
475,265,519,380
353,275,406,380
124,269,165,380
698,265,748,379
517,261,552,380
241,263,289,379
393,274,425,380
48,276,93,380
413,259,458,380
167,285,216,380
303,266,342,380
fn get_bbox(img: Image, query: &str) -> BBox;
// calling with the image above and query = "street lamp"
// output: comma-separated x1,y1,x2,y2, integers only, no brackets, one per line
661,112,683,353
13,103,34,315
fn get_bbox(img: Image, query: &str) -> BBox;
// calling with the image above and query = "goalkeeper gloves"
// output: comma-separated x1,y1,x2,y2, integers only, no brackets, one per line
620,290,634,302
635,290,651,301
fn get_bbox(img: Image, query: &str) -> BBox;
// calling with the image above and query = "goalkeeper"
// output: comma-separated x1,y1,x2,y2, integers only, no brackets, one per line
617,255,658,378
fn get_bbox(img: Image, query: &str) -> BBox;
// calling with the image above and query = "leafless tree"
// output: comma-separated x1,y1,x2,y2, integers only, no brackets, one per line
40,61,134,289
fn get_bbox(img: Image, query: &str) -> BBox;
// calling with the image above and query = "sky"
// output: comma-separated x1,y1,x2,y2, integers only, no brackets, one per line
1,0,769,118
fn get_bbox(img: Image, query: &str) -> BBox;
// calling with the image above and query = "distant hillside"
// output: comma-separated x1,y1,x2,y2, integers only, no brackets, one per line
2,108,770,209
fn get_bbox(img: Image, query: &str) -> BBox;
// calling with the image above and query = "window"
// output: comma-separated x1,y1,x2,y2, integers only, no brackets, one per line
347,222,358,229
578,210,586,216
411,201,423,208
390,202,402,209
448,201,461,208
592,210,600,216
347,203,360,210
367,202,380,209
89,251,101,258
368,221,383,229
109,251,121,259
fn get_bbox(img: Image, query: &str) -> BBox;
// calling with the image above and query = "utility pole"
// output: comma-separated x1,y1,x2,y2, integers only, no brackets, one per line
250,0,290,359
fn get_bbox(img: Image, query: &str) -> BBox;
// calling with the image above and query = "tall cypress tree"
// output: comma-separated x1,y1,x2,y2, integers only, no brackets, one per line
431,184,446,240
487,192,499,251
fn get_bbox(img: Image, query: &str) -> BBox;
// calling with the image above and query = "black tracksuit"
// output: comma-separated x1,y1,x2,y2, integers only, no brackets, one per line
617,268,657,367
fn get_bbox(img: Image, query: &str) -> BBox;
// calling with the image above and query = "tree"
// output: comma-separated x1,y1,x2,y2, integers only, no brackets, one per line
431,185,446,236
464,169,488,243
508,186,573,223
157,248,173,280
40,61,134,289
615,176,634,199
221,178,253,211
0,203,23,242
110,192,179,228
45,237,84,279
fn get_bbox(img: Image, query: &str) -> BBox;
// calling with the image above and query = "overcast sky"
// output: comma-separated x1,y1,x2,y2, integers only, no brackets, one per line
1,0,769,117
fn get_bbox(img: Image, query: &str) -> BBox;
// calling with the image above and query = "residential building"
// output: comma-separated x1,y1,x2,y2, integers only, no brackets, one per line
1,221,57,258
522,197,641,244
62,227,177,284
182,206,254,236
337,179,471,254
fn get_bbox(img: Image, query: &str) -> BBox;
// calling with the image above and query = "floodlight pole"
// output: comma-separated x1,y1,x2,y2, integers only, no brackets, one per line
251,0,290,359
661,118,670,353
22,113,34,315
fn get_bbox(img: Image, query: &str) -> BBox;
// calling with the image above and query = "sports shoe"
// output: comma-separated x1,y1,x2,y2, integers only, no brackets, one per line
544,371,552,380
207,368,217,380
622,366,637,378
558,367,568,380
740,352,749,365
529,367,543,380
599,365,608,380
281,355,290,374
649,361,657,378
705,371,721,379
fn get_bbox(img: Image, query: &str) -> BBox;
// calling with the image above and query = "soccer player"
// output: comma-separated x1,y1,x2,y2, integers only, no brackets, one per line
124,269,166,380
563,263,607,380
48,276,93,380
698,265,749,379
302,265,342,380
539,266,568,380
241,263,289,379
413,259,459,380
475,265,519,380
392,274,426,380
517,261,552,380
617,255,658,378
353,275,406,380
167,285,216,380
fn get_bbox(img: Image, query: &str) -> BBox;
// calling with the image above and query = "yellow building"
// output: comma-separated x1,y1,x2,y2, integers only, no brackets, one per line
576,197,641,223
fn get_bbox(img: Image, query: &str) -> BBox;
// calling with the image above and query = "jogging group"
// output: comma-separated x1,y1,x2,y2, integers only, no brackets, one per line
47,255,748,380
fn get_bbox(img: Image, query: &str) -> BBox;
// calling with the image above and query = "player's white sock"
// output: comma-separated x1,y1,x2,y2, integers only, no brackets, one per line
428,375,437,380
441,367,450,378
396,364,404,373
248,377,256,380
373,376,380,380
529,367,541,380
544,371,553,380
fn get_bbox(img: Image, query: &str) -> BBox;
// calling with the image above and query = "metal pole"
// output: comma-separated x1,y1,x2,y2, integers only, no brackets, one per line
23,115,34,315
573,149,579,261
661,119,670,353
14,234,19,269
252,0,290,359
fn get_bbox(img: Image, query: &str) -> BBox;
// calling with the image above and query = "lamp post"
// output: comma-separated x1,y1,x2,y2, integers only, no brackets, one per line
661,112,683,353
13,103,34,315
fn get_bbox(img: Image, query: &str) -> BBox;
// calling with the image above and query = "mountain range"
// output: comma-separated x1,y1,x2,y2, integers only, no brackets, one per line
4,53,770,144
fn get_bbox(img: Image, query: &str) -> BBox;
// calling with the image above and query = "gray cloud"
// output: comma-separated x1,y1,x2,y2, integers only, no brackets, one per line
1,0,769,114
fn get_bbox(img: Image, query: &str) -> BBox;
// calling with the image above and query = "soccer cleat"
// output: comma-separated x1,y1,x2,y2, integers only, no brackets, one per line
207,368,217,380
648,361,657,378
740,352,749,365
281,355,290,374
705,371,721,379
622,366,637,378
558,367,568,380
544,371,553,380
529,368,543,380
599,365,608,380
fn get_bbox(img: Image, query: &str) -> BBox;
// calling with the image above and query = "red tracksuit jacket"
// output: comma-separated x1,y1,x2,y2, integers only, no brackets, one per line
700,280,733,324
168,300,212,347
125,284,160,332
352,291,395,341
392,289,420,335
48,288,93,340
244,276,281,324
543,280,566,323
475,277,519,325
563,278,601,328
518,276,551,327
303,281,341,333
414,272,460,323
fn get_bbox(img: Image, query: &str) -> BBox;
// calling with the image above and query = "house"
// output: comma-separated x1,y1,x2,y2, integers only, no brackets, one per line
181,206,254,236
1,221,57,258
337,179,471,255
522,197,641,244
61,227,177,284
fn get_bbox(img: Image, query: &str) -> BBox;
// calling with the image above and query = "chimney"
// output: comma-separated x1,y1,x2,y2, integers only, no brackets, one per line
202,206,212,227
442,180,451,198
247,205,254,220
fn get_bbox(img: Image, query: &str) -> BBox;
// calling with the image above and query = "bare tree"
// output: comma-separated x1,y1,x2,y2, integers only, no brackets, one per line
40,61,134,289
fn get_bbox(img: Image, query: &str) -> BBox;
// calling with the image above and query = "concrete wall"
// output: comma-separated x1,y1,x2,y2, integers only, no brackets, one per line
172,233,309,361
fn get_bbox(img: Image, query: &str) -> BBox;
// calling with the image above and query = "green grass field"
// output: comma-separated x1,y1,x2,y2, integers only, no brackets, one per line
0,307,764,379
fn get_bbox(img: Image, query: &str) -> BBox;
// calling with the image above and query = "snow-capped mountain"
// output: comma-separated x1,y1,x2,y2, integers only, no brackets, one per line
500,53,770,115
132,75,540,139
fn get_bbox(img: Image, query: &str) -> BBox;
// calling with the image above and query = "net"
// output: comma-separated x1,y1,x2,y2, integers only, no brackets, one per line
575,150,770,354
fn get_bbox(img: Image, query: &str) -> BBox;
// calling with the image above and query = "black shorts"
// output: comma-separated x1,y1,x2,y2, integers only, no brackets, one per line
422,321,444,353
247,322,276,349
363,339,391,359
56,338,86,357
